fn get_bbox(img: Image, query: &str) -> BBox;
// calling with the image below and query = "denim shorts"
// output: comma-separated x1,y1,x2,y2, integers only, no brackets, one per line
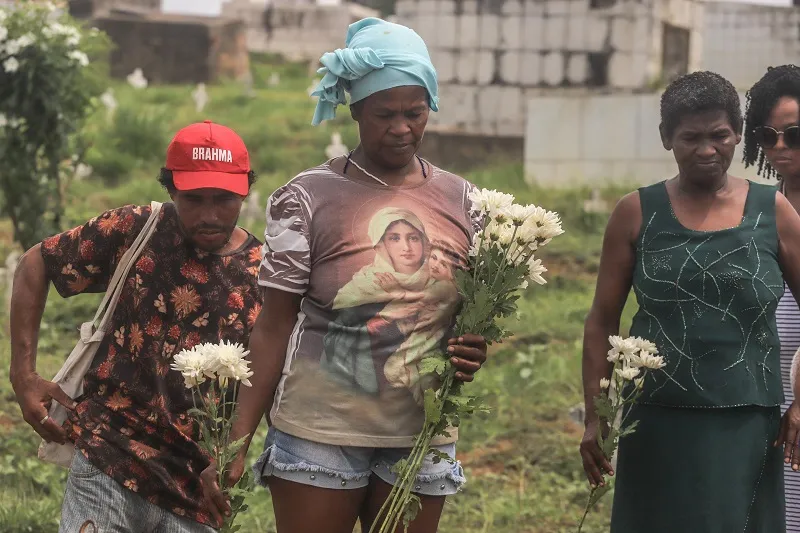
252,427,466,496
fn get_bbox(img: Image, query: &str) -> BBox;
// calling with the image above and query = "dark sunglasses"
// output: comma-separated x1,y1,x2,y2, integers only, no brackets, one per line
754,125,800,149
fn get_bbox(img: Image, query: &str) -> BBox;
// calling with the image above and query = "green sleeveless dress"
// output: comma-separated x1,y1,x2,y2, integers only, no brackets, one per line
611,180,786,533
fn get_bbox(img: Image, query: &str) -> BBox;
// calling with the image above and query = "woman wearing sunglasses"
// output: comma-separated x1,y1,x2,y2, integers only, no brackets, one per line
581,70,800,532
744,64,800,532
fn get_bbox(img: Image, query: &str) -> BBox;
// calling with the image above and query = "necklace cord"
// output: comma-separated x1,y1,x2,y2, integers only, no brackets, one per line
343,150,428,187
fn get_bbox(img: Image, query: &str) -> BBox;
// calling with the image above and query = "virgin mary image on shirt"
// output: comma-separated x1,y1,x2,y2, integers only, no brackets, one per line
322,206,461,401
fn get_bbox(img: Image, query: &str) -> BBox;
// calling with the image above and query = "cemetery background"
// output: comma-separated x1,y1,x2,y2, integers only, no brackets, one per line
4,0,774,531
0,38,630,533
0,52,631,532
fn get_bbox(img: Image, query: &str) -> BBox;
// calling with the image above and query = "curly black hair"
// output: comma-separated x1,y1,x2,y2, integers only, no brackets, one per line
660,71,743,140
157,168,258,194
743,65,800,180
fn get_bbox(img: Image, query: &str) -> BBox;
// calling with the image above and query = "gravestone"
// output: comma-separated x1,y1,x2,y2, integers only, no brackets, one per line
241,69,255,98
582,189,609,214
221,0,378,62
4,250,20,317
192,83,209,113
568,403,585,426
95,11,250,84
68,0,160,19
267,72,280,87
100,88,117,122
242,191,262,227
74,163,93,181
126,67,148,89
325,132,349,159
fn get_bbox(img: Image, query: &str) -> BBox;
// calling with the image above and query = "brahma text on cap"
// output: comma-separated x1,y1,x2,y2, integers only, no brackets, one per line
192,147,233,163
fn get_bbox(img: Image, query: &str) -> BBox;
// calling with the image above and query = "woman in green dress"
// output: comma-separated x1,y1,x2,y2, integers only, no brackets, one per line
580,71,800,532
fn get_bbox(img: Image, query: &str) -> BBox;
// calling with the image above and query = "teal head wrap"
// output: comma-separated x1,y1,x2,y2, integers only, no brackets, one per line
310,17,439,126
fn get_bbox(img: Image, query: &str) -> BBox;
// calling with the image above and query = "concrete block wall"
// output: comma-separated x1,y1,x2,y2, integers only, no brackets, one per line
524,91,765,187
95,12,250,84
702,2,800,90
396,0,701,138
221,0,378,62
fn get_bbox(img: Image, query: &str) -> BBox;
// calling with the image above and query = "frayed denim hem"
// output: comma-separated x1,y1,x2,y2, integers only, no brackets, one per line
379,459,467,487
252,444,372,488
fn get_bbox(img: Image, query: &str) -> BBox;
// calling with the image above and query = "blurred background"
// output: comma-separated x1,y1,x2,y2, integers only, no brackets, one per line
0,0,794,531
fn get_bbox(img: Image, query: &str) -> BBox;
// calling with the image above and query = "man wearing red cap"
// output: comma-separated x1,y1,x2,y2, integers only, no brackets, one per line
9,121,263,532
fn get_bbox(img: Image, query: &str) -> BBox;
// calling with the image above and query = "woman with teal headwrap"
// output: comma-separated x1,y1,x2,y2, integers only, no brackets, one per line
310,17,440,126
200,17,489,533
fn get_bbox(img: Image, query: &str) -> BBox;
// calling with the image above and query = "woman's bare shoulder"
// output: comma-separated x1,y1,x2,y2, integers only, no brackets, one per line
606,190,643,244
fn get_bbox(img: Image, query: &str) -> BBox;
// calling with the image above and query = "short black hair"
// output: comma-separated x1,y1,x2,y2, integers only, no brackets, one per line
743,64,800,179
660,71,743,139
157,168,258,195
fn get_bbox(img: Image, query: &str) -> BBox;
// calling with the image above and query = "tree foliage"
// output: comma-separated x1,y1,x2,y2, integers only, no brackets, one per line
0,2,109,249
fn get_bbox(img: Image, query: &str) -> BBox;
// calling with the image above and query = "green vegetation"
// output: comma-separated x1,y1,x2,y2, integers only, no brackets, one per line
0,52,640,532
0,3,110,250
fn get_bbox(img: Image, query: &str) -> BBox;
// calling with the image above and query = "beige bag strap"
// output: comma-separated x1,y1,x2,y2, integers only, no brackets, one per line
91,201,163,331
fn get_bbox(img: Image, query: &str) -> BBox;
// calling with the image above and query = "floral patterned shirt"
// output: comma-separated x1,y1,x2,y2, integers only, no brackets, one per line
40,203,263,526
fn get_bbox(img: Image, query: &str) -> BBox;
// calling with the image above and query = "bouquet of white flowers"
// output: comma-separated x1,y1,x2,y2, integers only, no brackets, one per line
576,335,666,532
370,188,564,533
171,340,255,533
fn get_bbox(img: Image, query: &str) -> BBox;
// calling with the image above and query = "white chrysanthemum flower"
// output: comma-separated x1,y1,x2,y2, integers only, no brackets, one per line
485,221,507,243
0,26,7,42
599,378,610,390
634,377,645,389
518,209,564,247
467,188,488,214
519,279,529,290
8,116,26,129
609,336,639,361
527,257,547,285
638,351,666,370
68,50,89,67
3,57,19,73
4,39,20,56
468,188,514,218
16,33,34,48
0,114,6,128
496,223,515,246
471,230,489,254
208,340,253,387
633,337,658,355
171,347,215,389
48,22,70,36
534,223,564,246
606,349,621,363
616,366,640,381
65,33,80,47
505,204,538,226
608,335,625,350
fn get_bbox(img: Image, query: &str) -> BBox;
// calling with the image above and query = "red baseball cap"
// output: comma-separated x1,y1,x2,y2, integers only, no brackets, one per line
165,120,251,195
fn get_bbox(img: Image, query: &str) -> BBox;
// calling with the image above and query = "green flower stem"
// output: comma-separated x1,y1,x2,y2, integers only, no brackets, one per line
576,367,656,531
489,226,519,290
368,211,555,532
370,368,456,533
576,488,596,533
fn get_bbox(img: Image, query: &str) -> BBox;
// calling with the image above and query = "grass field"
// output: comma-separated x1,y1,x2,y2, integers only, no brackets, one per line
0,54,640,533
